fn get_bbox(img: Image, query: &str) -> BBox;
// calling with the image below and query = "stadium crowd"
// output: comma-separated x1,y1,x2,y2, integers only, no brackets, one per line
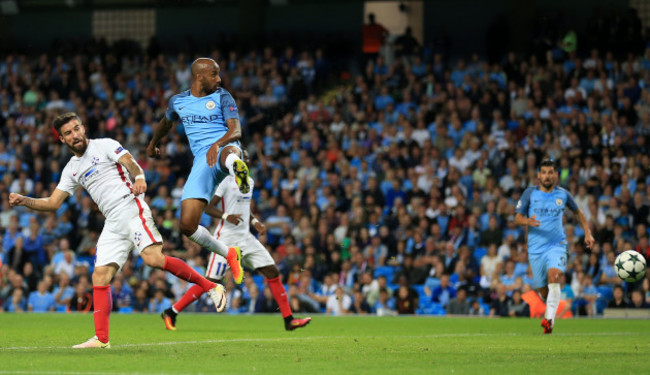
1,30,650,318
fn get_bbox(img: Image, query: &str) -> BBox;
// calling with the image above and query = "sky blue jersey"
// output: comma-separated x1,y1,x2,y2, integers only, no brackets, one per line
165,88,239,156
515,186,579,255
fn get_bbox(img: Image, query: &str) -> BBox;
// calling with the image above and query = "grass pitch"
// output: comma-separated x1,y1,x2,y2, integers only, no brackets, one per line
0,313,648,374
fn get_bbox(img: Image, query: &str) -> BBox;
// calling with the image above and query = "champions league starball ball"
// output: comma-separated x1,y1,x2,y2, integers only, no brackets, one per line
614,250,647,282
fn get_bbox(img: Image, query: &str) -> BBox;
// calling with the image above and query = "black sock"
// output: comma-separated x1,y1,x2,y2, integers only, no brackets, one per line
165,307,177,318
284,315,294,325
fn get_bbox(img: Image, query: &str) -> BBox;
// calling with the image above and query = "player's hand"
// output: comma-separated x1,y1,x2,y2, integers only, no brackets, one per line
147,142,161,159
254,221,266,235
131,179,147,196
528,215,540,227
207,142,220,168
226,213,243,226
584,232,595,249
9,193,26,207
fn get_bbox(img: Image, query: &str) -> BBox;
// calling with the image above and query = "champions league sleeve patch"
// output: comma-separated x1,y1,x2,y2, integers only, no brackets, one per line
229,105,238,112
115,146,124,154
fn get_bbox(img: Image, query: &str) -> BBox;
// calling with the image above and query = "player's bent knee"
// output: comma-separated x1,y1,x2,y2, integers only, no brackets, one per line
140,244,165,269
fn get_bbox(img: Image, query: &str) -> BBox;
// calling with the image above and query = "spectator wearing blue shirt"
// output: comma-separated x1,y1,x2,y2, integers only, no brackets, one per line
53,274,75,311
28,281,56,313
431,275,457,308
374,86,394,110
149,290,172,313
2,289,27,313
500,260,517,297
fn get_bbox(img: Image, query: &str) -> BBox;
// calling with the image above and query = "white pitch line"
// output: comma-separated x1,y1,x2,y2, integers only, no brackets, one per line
0,331,642,351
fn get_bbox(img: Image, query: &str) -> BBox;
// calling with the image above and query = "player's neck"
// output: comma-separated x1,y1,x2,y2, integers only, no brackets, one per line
539,185,555,193
190,85,213,97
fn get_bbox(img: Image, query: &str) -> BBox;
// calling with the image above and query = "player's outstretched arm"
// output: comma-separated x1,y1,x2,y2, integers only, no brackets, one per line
205,195,243,225
118,153,147,195
9,189,69,212
575,208,595,248
206,118,242,168
514,213,540,227
147,117,174,158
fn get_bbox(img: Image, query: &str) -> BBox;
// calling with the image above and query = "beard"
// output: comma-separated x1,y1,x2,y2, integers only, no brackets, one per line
541,179,554,189
67,138,88,155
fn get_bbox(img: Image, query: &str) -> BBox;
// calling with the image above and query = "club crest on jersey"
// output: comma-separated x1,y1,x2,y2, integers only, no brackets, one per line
206,100,216,110
556,198,563,206
92,156,99,166
134,231,142,246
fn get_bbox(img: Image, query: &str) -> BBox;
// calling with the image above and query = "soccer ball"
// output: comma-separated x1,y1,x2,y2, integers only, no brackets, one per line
614,250,647,282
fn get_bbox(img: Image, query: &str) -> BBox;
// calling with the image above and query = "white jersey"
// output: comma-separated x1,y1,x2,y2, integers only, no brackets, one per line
213,175,254,238
56,138,134,220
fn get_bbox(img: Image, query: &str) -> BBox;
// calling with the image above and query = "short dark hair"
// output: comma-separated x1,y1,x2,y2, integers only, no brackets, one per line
53,112,81,135
539,158,555,170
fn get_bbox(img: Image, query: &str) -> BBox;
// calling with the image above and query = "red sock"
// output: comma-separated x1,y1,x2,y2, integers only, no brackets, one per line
173,284,205,313
93,285,112,343
163,256,215,292
267,276,292,318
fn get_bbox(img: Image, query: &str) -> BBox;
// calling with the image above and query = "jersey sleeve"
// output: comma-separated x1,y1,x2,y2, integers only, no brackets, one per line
565,190,579,213
99,138,130,162
165,95,180,121
220,90,240,121
56,164,79,196
515,187,533,216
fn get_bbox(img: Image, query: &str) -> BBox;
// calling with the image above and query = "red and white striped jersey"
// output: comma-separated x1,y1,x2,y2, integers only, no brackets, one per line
56,138,135,220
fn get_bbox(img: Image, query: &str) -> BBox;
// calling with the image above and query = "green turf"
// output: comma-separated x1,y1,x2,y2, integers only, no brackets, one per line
0,314,648,375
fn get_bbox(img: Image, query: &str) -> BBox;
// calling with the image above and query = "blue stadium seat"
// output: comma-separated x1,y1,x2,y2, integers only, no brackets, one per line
473,247,488,265
119,306,133,314
422,302,446,315
597,286,613,301
374,266,396,280
412,284,426,300
252,274,265,291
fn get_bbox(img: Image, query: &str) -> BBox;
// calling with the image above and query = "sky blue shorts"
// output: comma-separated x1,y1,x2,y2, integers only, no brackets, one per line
181,142,241,202
528,245,568,288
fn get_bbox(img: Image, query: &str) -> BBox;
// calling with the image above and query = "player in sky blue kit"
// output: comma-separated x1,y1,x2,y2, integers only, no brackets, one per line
514,159,594,334
147,58,248,285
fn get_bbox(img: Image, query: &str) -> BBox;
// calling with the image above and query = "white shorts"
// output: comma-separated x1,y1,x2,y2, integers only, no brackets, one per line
205,232,274,280
95,197,163,270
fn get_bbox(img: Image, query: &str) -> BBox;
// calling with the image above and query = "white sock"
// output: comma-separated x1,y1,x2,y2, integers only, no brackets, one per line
545,283,561,322
188,226,229,257
171,306,179,314
224,153,241,176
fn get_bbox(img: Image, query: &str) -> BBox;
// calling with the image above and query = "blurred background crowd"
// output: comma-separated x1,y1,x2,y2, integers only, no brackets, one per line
1,2,650,317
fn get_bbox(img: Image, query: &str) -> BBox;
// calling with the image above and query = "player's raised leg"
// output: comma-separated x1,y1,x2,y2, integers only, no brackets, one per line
181,199,243,284
220,146,249,194
257,265,311,331
72,264,118,348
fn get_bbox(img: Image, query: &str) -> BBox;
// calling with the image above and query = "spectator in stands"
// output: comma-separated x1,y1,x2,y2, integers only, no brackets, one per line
326,286,351,316
431,274,457,308
630,290,649,309
489,283,510,318
607,286,629,308
374,287,396,316
447,287,470,315
508,290,530,317
27,281,55,313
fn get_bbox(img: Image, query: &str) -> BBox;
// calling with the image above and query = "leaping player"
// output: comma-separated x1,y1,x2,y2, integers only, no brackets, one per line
514,159,594,334
161,156,311,331
148,57,248,285
9,112,227,348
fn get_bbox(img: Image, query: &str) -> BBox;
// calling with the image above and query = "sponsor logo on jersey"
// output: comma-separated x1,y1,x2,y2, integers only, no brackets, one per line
206,100,216,110
181,114,221,125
